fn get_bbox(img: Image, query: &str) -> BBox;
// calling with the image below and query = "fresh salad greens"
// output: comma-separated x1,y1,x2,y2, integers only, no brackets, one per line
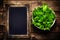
32,4,55,31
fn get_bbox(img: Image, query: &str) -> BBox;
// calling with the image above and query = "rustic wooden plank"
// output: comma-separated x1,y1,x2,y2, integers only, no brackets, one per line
31,2,60,39
31,1,60,11
3,0,60,1
55,11,60,25
4,0,29,1
55,11,60,17
2,0,60,40
41,1,60,11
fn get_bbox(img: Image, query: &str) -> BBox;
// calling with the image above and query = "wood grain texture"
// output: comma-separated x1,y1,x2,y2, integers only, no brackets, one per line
0,0,60,40
31,1,60,40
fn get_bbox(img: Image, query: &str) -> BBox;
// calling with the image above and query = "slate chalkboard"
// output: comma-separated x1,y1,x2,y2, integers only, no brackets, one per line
0,0,3,7
9,7,27,35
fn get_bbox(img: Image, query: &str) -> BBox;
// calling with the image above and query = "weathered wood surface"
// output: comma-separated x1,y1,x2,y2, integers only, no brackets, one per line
30,1,60,40
0,0,60,40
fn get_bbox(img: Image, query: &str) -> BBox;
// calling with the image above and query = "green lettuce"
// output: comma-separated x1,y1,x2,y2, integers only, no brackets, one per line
32,3,55,31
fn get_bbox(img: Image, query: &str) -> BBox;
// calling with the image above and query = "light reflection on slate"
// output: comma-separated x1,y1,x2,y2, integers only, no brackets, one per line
9,7,27,35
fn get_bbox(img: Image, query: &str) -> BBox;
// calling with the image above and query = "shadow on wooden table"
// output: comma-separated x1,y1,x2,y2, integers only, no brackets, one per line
31,21,60,40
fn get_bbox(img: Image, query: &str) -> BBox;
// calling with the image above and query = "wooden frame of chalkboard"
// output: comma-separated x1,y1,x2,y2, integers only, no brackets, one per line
6,4,30,38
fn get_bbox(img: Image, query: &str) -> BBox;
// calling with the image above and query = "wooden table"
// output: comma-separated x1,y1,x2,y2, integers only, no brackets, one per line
0,0,60,40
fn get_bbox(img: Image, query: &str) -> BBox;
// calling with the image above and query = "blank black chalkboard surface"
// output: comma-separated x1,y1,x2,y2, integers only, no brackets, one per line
0,0,3,7
9,7,27,35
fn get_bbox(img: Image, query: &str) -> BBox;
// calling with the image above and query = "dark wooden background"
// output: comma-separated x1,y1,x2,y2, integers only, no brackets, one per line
31,1,60,40
0,0,60,40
